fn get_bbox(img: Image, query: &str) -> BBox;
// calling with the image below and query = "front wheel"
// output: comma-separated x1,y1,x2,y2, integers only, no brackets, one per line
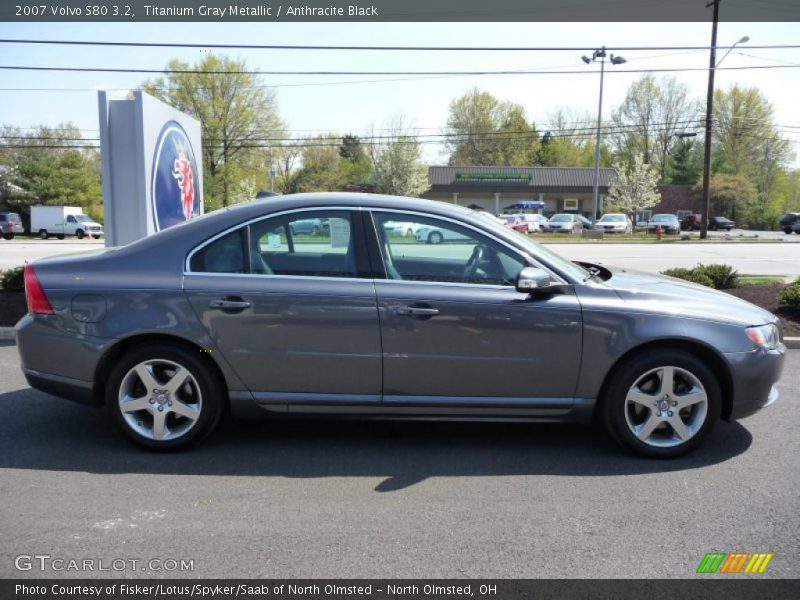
601,349,721,458
76,229,85,239
106,344,225,451
428,231,443,245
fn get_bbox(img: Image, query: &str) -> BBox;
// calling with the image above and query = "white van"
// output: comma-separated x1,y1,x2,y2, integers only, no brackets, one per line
30,206,104,240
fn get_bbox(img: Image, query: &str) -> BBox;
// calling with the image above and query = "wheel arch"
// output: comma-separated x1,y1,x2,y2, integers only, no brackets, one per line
595,338,735,421
92,333,229,406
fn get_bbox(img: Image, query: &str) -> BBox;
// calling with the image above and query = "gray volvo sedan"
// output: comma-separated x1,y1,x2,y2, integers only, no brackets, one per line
15,193,785,457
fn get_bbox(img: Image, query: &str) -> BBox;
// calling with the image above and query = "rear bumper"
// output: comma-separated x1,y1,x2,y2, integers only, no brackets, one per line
724,345,785,420
23,368,98,406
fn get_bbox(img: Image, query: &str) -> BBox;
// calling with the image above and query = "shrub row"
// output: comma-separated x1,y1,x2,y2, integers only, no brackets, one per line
0,266,24,292
660,263,739,290
779,278,800,315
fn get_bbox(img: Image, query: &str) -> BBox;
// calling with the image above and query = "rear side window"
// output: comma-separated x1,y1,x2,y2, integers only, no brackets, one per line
189,229,246,274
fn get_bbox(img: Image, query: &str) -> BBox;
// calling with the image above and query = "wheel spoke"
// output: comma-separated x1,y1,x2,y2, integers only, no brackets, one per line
120,395,152,413
668,415,691,441
636,413,662,441
165,366,192,395
658,367,675,396
134,364,159,393
627,389,655,408
152,410,169,440
170,400,200,421
675,386,707,409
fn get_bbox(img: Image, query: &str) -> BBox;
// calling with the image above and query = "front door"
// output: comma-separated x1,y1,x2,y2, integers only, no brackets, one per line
184,209,382,406
370,211,583,406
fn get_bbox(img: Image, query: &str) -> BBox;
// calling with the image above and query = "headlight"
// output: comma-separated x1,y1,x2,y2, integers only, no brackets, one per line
745,324,781,349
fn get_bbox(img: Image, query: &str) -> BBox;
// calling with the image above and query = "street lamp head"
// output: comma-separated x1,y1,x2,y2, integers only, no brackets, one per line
610,55,627,65
738,36,750,44
581,55,592,64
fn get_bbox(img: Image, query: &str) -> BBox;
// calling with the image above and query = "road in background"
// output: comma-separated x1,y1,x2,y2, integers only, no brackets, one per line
3,237,800,277
0,343,797,578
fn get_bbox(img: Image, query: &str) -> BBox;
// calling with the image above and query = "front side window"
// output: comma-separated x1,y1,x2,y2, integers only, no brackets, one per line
372,212,527,286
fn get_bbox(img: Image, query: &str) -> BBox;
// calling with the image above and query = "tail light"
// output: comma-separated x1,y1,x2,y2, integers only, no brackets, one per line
24,264,54,315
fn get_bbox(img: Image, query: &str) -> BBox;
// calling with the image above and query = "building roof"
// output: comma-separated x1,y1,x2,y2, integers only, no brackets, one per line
427,166,617,193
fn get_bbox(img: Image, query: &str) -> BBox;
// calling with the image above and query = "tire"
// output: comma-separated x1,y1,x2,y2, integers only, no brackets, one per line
784,228,792,234
2,233,12,240
76,229,84,239
106,343,226,451
428,231,443,245
601,349,721,458
39,230,48,240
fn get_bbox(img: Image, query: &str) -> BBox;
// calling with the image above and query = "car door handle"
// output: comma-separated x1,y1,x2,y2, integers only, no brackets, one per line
209,298,251,311
393,305,440,318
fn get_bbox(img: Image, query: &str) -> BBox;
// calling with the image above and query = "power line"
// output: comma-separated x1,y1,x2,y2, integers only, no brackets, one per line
1,64,799,76
2,39,800,52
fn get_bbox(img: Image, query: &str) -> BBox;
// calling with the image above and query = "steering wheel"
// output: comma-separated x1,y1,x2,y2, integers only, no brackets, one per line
462,244,487,281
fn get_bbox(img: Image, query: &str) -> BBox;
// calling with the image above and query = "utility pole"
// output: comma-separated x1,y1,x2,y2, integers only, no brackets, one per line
591,54,605,226
700,0,720,240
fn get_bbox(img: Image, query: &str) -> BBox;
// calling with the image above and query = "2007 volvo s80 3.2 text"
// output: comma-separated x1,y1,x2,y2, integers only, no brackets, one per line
16,193,785,457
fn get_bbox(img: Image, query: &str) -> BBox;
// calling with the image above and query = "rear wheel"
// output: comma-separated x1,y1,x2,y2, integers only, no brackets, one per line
2,233,11,240
602,349,721,458
39,230,48,240
106,344,225,451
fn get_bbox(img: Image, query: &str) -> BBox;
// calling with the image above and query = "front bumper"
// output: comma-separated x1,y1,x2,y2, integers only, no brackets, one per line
724,344,785,420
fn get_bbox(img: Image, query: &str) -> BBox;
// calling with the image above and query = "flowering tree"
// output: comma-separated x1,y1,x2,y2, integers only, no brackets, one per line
606,154,661,229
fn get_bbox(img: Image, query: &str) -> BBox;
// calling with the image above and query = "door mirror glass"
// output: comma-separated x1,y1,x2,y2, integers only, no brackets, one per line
516,267,552,293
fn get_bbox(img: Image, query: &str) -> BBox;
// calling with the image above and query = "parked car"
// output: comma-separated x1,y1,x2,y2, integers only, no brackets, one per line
680,214,703,231
0,212,24,239
415,224,469,244
30,206,104,240
779,212,800,234
16,193,785,458
289,217,328,236
595,213,633,234
576,215,593,230
503,213,548,233
498,215,530,234
543,213,582,234
709,216,735,231
793,220,800,235
646,214,681,234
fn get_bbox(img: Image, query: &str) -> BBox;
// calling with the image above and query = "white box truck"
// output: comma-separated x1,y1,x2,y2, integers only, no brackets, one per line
30,206,104,240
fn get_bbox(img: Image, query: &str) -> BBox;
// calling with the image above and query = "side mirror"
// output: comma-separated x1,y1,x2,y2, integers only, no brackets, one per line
516,267,552,294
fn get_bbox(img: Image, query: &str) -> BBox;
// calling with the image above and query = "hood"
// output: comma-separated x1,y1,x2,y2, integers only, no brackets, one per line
600,267,778,327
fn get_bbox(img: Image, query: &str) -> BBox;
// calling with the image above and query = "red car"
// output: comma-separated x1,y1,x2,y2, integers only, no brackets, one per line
499,215,529,234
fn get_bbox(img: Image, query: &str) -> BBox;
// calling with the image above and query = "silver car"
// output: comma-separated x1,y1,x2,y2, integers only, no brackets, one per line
15,193,785,457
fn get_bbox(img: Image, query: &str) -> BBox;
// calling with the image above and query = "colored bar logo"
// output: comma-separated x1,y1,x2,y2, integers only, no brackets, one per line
697,552,773,574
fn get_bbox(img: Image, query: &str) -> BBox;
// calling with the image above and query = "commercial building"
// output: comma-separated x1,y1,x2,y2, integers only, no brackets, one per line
423,166,617,217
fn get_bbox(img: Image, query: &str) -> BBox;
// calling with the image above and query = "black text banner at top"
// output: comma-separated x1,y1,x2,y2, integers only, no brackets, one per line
2,0,799,22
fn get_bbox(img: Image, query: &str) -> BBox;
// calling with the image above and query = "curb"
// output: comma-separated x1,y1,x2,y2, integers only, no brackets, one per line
2,328,798,348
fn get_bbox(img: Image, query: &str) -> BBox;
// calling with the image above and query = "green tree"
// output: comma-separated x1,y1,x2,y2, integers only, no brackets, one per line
0,124,102,221
666,138,703,185
606,155,661,225
694,173,758,223
537,108,600,167
339,134,365,162
143,53,284,209
444,88,540,166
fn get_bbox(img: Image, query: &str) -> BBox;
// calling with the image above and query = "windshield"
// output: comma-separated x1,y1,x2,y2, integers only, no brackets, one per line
600,215,624,222
651,215,675,222
550,214,571,222
75,214,93,222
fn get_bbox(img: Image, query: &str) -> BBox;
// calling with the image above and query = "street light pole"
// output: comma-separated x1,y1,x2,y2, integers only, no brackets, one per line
582,47,625,225
700,0,720,240
591,55,605,226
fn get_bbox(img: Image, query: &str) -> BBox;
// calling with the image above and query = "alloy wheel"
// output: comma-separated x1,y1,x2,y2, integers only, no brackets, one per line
118,359,203,441
623,365,708,448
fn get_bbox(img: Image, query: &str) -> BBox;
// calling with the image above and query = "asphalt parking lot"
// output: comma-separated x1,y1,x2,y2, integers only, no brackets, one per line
0,342,797,579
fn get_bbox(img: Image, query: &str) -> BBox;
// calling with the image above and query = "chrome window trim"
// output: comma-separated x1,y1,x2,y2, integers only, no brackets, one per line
183,203,568,289
368,207,567,286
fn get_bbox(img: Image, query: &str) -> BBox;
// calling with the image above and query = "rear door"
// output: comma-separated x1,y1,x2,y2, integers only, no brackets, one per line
368,210,583,405
184,208,382,406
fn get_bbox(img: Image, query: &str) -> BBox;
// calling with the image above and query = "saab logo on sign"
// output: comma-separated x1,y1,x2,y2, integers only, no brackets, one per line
151,121,201,231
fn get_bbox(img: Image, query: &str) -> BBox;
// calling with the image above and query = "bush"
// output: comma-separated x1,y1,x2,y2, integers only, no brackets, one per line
0,266,24,292
660,267,714,288
695,263,739,289
778,279,800,315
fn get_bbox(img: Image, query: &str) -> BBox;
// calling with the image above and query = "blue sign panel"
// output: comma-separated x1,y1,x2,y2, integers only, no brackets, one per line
150,121,201,231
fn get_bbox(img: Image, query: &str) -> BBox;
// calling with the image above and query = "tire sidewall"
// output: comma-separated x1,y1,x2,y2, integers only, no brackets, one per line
106,344,225,451
603,349,722,458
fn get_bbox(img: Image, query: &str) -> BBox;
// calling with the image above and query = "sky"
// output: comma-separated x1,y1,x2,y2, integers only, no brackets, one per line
0,21,798,166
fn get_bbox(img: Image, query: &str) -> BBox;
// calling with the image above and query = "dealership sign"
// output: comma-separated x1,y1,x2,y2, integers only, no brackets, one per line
99,91,203,246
